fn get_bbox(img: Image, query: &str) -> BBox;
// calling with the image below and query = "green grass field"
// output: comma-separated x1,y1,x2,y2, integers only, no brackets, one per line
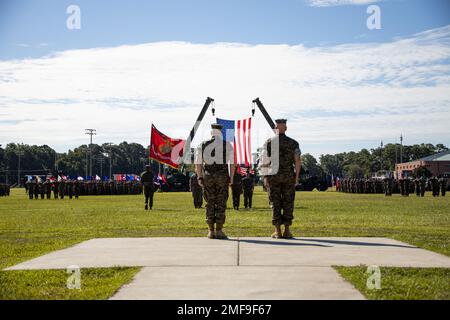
0,187,449,299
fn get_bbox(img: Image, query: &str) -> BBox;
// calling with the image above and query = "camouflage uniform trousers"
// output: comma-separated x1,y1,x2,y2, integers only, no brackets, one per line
143,183,154,207
191,187,203,208
440,180,447,197
58,182,66,199
414,181,420,196
243,188,253,208
231,184,242,208
27,184,34,199
53,183,59,199
203,174,229,225
267,174,296,226
383,180,392,196
34,184,39,199
420,182,426,197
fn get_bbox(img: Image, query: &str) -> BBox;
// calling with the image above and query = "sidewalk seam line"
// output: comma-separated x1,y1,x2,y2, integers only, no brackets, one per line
237,237,240,266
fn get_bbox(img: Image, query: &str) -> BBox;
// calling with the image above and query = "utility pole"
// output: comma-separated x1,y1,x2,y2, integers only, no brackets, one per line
85,151,88,180
400,134,403,163
85,129,96,178
380,140,384,171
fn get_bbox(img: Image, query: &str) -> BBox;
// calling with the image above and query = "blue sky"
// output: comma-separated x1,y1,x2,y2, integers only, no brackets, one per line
0,0,449,158
1,0,449,59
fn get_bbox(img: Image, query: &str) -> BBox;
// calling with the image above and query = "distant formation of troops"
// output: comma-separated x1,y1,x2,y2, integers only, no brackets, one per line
337,176,448,197
25,176,144,200
0,183,10,197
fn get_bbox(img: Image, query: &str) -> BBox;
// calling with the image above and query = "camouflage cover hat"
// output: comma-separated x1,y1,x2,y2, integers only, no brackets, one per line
211,123,223,130
275,119,287,124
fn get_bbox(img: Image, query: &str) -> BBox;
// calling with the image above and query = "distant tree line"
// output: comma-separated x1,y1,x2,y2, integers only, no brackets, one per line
302,143,448,179
0,142,447,184
0,142,150,185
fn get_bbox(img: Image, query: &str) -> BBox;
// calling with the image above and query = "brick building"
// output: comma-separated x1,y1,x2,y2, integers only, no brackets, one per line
395,150,450,178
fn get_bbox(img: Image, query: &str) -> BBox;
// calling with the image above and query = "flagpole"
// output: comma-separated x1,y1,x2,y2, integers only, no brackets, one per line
149,122,152,169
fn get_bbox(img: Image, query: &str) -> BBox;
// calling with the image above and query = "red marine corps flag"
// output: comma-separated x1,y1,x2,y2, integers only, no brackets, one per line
150,124,185,169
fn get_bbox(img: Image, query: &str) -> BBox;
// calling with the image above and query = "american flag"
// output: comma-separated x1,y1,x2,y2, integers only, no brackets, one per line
216,117,252,167
239,165,255,176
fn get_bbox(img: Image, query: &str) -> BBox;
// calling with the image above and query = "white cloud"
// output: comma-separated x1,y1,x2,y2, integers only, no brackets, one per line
14,43,30,48
0,25,449,158
306,0,380,7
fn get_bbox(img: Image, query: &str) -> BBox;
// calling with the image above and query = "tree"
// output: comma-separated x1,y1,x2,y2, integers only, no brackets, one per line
301,153,323,176
435,144,448,153
319,154,343,176
413,166,432,178
344,164,365,179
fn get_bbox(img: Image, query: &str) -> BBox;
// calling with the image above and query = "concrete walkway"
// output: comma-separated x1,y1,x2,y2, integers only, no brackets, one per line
110,266,365,300
5,237,450,299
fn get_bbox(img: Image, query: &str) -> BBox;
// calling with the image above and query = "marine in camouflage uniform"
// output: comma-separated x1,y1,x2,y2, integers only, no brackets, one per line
58,175,65,199
384,176,393,196
67,180,74,199
26,179,34,199
419,176,426,197
231,170,243,210
195,123,235,240
74,179,80,199
140,165,155,210
414,177,421,196
38,179,45,199
33,177,40,199
403,177,410,197
189,172,203,209
429,177,438,196
261,119,301,239
44,179,52,199
53,180,59,199
242,172,255,209
439,176,447,197
398,177,405,196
